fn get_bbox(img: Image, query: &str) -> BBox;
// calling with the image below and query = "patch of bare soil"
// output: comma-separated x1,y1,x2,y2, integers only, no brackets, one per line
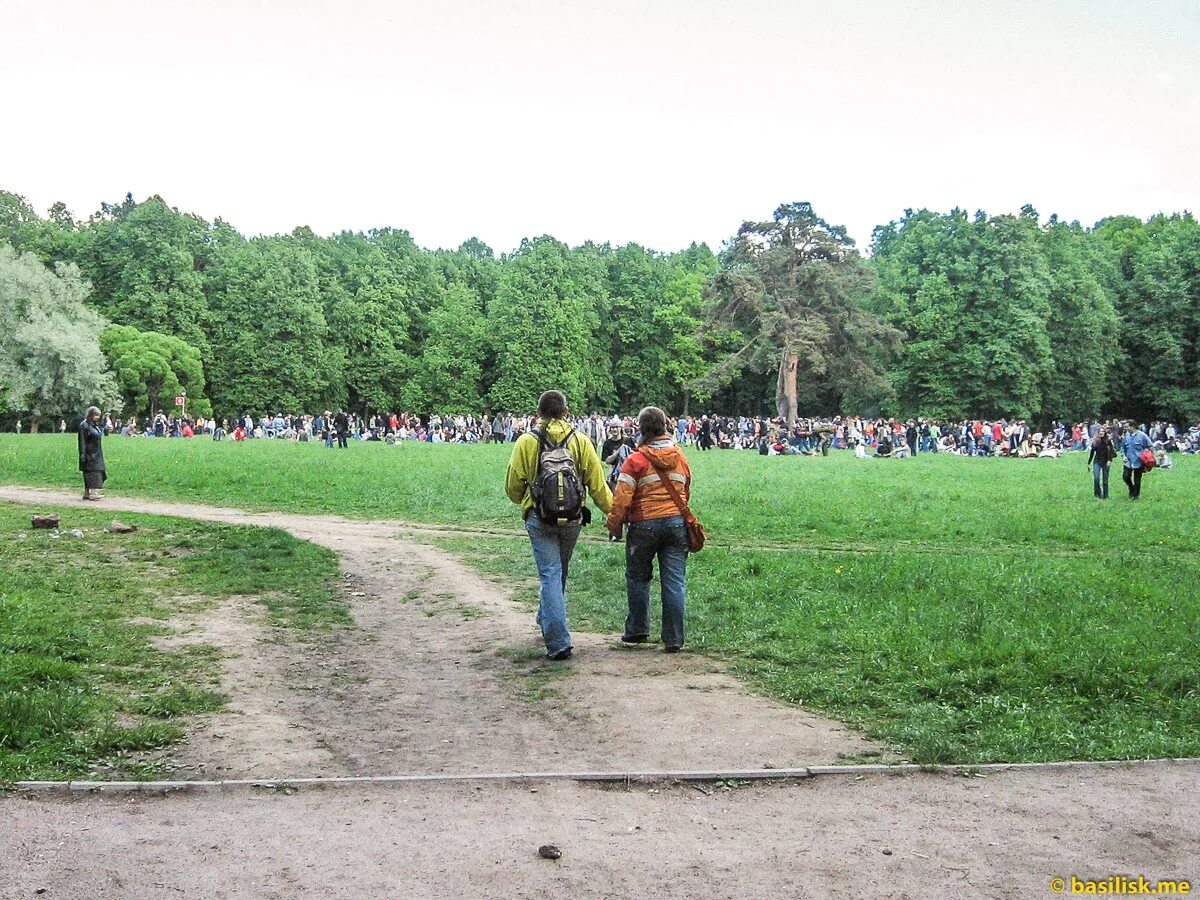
147,596,341,778
0,486,878,778
3,765,1198,899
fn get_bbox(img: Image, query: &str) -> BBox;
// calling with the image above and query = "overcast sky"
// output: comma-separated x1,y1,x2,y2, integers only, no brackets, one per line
3,0,1197,254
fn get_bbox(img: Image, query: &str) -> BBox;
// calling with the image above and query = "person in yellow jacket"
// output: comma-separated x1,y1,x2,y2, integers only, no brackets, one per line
506,390,613,660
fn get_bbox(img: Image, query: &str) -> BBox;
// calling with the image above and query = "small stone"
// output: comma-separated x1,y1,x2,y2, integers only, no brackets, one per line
107,520,138,534
70,529,85,539
882,849,892,856
538,844,562,860
31,514,59,529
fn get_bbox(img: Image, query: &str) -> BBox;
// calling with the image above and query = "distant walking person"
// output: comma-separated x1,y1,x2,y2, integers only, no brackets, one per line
78,406,107,501
1120,421,1153,500
1087,425,1117,500
607,406,693,653
505,390,613,660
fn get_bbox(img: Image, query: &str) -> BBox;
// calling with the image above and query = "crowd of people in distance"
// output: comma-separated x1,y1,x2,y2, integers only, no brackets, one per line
77,409,1200,462
670,415,1199,460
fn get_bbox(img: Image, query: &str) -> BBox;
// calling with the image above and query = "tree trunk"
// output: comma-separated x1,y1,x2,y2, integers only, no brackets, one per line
681,389,691,417
29,415,44,434
775,351,799,426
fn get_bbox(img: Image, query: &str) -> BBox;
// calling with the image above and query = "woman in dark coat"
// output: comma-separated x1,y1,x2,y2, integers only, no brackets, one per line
78,406,107,500
1087,425,1117,500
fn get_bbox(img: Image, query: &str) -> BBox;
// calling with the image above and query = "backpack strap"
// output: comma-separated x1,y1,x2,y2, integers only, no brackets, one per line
534,425,576,452
557,426,576,450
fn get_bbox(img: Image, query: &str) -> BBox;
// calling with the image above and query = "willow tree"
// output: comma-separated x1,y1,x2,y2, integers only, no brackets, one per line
0,245,119,430
698,203,894,423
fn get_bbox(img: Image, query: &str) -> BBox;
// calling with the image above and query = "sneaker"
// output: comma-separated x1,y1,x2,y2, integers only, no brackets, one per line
548,647,573,661
663,645,682,654
620,634,649,644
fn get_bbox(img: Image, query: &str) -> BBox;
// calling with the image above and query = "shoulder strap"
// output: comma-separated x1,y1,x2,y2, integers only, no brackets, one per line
554,426,576,451
657,466,694,523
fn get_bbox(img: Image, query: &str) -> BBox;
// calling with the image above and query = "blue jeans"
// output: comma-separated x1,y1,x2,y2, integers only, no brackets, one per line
1093,463,1109,498
625,516,688,649
525,516,581,656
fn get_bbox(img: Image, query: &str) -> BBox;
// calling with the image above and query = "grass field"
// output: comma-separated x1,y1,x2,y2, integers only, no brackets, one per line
0,499,343,781
2,434,1197,764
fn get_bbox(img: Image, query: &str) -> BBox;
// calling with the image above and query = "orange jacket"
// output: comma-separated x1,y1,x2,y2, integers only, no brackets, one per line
606,441,692,531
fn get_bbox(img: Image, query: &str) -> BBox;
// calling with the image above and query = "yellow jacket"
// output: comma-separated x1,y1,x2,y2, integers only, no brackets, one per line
505,418,613,519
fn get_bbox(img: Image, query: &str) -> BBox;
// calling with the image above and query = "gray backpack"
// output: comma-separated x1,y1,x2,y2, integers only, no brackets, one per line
531,427,585,524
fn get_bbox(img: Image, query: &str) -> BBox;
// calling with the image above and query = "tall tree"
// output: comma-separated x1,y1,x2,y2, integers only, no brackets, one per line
99,324,211,419
79,196,213,352
1038,217,1120,420
1095,213,1200,421
406,283,488,412
872,207,1053,420
487,237,607,413
0,245,119,431
204,237,340,416
701,203,893,423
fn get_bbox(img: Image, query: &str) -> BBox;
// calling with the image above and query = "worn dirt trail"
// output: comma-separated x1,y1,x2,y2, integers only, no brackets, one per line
0,486,877,778
4,486,1198,898
4,767,1198,899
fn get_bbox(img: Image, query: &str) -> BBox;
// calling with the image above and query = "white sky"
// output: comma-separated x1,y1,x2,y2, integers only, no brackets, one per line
3,0,1198,254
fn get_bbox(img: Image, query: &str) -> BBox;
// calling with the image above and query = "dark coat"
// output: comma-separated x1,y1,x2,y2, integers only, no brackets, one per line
78,420,106,473
1088,436,1117,467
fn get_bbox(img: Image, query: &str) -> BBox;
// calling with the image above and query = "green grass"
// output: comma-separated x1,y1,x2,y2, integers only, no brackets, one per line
2,435,1198,764
0,501,343,781
4,434,1198,553
434,535,1200,763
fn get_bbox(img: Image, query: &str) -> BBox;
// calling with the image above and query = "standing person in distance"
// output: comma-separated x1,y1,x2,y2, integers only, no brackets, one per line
1120,420,1154,500
607,406,693,654
1087,425,1117,500
334,410,350,449
78,406,107,501
505,390,613,660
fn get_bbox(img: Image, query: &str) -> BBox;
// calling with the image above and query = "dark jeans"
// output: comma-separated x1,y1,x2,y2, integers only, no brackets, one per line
624,516,689,649
1122,466,1142,498
337,430,349,449
1093,463,1110,498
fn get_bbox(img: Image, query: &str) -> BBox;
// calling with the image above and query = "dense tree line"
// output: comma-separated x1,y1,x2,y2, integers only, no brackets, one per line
1,189,1197,429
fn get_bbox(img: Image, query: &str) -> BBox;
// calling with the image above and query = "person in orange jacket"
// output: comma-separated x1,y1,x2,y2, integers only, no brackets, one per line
607,406,692,653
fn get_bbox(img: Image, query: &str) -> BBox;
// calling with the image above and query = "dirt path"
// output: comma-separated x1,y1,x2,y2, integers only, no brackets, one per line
4,486,1197,897
4,766,1198,899
0,486,878,778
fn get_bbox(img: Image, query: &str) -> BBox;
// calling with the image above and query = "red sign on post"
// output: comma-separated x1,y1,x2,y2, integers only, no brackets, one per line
175,396,186,407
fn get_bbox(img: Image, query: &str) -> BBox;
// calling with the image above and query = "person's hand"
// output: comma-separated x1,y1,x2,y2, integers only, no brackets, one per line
608,527,623,543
